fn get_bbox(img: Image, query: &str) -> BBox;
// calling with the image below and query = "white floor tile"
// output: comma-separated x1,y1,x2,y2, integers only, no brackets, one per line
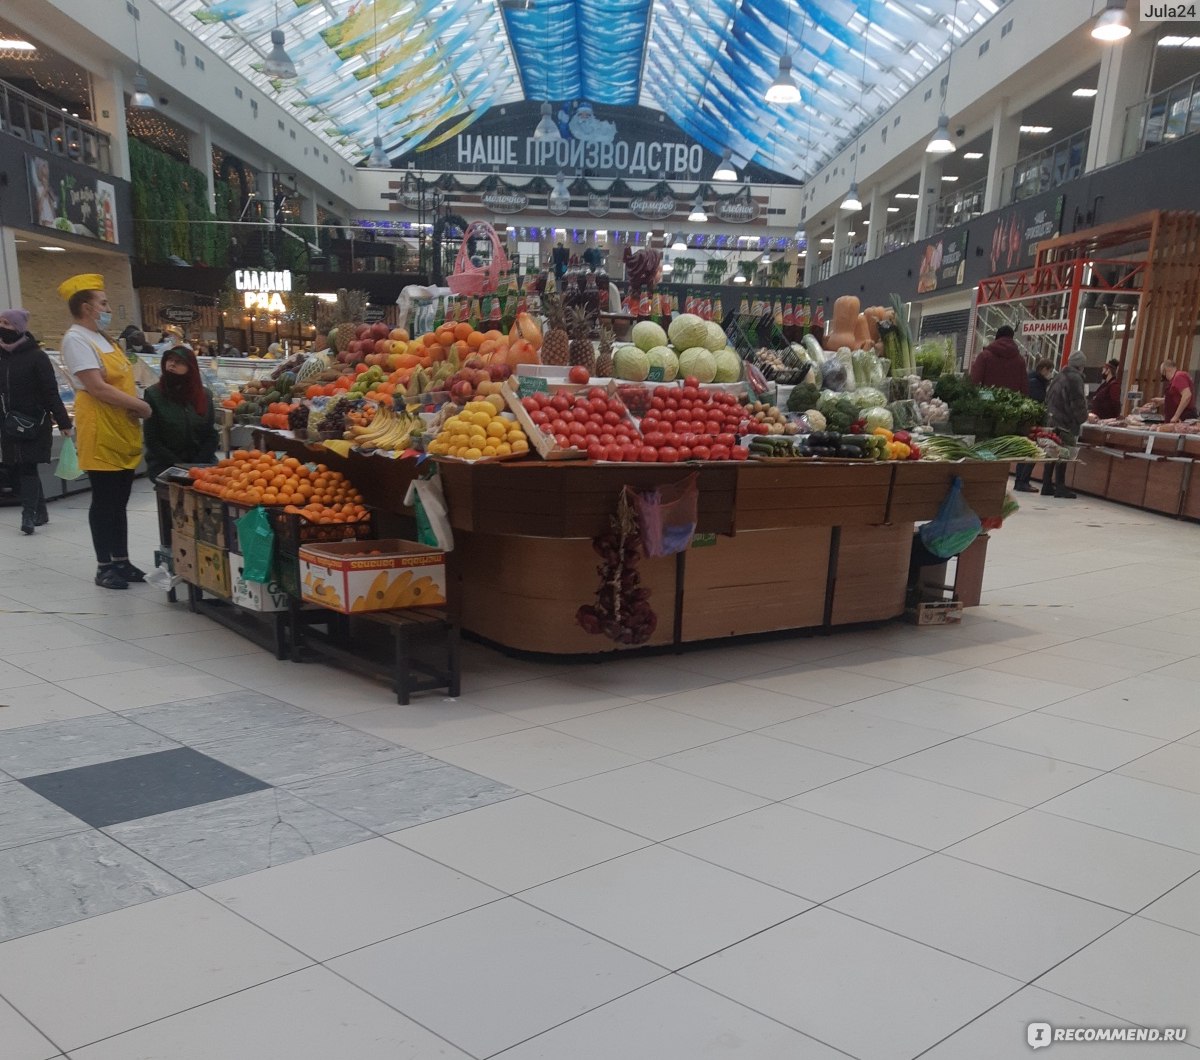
1118,742,1200,796
657,732,867,800
969,711,1168,771
1036,917,1200,1033
67,966,473,1060
1140,871,1200,936
549,702,741,759
0,661,47,692
329,898,663,1058
1039,774,1200,853
743,665,903,706
667,803,928,902
0,891,309,1052
1039,636,1191,675
920,667,1087,709
759,707,955,765
520,845,809,969
646,682,833,730
538,762,767,841
788,769,1023,850
819,646,968,684
128,628,264,663
946,810,1200,912
563,659,721,700
494,970,848,1060
453,676,635,724
391,795,649,893
429,726,639,791
5,641,170,682
1041,674,1200,740
683,907,1020,1060
886,738,1102,806
829,854,1125,980
845,684,1026,736
0,995,57,1060
204,837,501,960
339,700,534,751
0,681,108,732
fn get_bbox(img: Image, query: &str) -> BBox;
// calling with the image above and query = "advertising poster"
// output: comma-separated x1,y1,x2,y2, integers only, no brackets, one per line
917,230,969,293
27,154,120,244
987,195,1064,274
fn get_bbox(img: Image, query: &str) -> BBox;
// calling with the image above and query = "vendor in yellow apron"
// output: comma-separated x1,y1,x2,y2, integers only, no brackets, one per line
73,332,143,472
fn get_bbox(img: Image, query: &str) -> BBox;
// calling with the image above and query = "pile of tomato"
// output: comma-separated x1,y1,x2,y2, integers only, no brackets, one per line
635,379,749,462
520,387,644,460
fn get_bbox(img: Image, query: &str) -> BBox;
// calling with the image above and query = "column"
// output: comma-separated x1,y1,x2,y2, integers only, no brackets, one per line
91,65,131,180
983,99,1022,212
866,184,885,260
300,187,319,226
0,228,21,308
913,152,943,243
188,122,216,212
803,237,817,287
258,169,276,227
1086,30,1157,170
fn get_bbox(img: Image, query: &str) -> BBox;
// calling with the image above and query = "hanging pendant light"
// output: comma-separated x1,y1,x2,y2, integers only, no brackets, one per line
733,272,747,283
765,55,801,104
1091,2,1130,41
671,235,687,250
926,113,956,154
687,194,707,223
364,7,387,166
548,171,571,212
367,135,389,168
840,181,863,212
713,149,737,181
130,71,155,110
263,28,297,79
533,101,562,142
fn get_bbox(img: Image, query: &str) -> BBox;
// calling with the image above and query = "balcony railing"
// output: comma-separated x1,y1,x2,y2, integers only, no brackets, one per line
933,176,987,234
838,245,868,273
882,214,916,253
1123,71,1200,159
0,78,112,173
1005,128,1089,204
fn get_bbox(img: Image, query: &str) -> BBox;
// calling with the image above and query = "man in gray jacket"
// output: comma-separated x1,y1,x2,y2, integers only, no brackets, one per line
1041,350,1088,498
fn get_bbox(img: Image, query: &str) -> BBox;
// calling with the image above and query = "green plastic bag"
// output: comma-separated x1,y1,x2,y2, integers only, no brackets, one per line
54,436,84,480
236,506,275,583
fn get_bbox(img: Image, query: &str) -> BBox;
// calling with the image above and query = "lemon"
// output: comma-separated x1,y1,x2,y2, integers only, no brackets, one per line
485,394,506,414
511,438,529,453
482,444,498,456
468,426,487,442
464,446,483,460
507,429,525,444
449,433,469,449
495,442,512,456
486,420,507,439
469,411,491,428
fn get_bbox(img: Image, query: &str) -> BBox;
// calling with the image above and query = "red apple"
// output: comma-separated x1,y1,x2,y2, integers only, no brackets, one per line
369,322,390,340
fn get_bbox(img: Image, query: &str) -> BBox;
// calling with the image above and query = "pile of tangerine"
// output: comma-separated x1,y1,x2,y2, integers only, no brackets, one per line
189,450,365,520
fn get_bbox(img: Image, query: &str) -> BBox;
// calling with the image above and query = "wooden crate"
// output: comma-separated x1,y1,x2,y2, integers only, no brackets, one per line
829,523,911,626
1143,458,1190,515
1106,453,1150,507
734,463,891,530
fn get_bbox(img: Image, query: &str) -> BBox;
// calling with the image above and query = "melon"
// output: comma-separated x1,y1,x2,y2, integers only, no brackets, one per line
667,313,708,350
678,346,717,384
631,320,668,352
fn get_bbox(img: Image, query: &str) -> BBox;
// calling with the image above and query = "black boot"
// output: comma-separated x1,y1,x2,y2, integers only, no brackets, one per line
35,492,49,526
17,470,39,535
20,512,35,535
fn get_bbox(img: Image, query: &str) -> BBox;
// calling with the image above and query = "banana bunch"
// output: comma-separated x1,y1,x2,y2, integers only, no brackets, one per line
346,405,420,453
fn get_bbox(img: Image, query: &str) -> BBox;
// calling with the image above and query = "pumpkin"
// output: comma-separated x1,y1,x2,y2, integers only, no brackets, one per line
509,312,543,350
824,295,861,351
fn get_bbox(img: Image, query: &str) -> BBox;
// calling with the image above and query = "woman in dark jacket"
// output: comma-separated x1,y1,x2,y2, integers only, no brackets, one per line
0,308,73,534
1090,359,1123,420
142,346,218,481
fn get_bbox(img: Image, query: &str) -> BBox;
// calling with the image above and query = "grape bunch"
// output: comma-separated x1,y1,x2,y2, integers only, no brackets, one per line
317,398,353,440
576,495,657,645
288,404,310,433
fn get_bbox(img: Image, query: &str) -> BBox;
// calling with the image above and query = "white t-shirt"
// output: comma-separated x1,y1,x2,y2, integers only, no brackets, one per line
61,324,118,391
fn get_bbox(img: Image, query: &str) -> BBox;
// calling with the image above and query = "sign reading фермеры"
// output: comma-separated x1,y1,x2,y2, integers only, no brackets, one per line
234,269,291,314
1140,3,1199,19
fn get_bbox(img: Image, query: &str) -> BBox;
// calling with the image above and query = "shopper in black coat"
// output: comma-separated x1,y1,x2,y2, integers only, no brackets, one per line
0,308,73,534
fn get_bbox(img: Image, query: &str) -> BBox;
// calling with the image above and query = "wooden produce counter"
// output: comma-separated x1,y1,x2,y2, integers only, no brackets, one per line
437,459,1010,655
1066,425,1198,519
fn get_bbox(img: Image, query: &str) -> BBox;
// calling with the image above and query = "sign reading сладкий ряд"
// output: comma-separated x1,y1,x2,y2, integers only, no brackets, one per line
1139,3,1199,19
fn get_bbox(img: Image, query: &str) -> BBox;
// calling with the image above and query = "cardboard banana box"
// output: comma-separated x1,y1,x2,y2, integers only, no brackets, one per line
298,538,446,614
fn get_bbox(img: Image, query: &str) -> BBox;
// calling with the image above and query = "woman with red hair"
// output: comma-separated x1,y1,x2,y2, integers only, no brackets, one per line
142,346,218,481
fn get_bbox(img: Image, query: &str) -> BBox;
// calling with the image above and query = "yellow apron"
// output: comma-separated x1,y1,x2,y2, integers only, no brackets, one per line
74,335,143,472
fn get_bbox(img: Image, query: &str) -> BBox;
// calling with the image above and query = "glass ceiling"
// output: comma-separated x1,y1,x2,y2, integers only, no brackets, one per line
156,0,1003,181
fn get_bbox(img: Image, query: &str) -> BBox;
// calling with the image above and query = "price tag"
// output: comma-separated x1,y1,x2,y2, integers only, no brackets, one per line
979,389,995,402
690,533,717,549
646,366,666,382
518,376,550,398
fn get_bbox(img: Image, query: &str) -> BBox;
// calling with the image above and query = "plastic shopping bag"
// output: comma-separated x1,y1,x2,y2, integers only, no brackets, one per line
631,473,699,558
404,471,454,551
235,506,275,583
919,476,982,559
54,436,84,480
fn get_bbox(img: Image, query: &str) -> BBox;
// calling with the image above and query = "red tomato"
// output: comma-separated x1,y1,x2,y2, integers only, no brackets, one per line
605,444,625,461
682,386,700,400
603,410,621,426
731,445,749,460
659,446,680,463
621,443,641,462
643,431,666,448
587,398,607,415
598,431,615,445
521,396,539,412
705,421,722,435
639,447,659,462
569,366,590,384
572,407,591,423
530,409,550,426
550,394,570,412
665,432,682,448
710,444,730,461
650,396,666,411
716,433,736,448
692,444,711,460
554,433,571,448
654,386,673,400
678,446,692,460
588,387,607,401
683,376,699,388
665,398,680,411
568,433,587,449
586,442,604,460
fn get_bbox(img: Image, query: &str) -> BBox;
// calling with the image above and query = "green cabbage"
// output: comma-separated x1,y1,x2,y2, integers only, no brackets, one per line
678,347,717,383
667,313,708,350
863,407,894,432
631,320,668,352
851,386,887,410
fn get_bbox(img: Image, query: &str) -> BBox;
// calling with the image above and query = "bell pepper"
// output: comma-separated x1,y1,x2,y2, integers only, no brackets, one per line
873,427,894,442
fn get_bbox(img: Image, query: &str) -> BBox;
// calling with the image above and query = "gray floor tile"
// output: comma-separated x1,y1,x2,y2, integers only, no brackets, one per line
105,788,375,887
0,713,178,779
0,781,89,852
194,717,406,786
22,748,269,829
0,831,185,943
122,691,314,745
288,754,519,834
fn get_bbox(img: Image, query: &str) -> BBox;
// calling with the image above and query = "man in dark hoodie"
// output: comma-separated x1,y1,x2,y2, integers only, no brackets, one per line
1042,350,1089,498
969,325,1028,394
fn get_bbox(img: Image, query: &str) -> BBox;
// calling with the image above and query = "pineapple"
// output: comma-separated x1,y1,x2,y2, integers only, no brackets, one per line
568,306,595,373
542,294,569,366
597,322,615,378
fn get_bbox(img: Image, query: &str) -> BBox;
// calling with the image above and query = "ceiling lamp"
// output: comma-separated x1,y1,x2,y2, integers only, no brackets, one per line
365,6,387,166
1091,2,1130,42
671,235,687,250
840,181,863,212
733,272,747,283
687,195,707,222
765,55,801,104
262,2,297,79
548,172,571,212
713,149,737,181
926,114,956,154
533,102,561,142
661,260,673,273
367,135,389,168
130,71,156,110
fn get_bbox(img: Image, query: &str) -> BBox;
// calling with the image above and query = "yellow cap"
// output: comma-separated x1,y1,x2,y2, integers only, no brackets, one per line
57,273,104,301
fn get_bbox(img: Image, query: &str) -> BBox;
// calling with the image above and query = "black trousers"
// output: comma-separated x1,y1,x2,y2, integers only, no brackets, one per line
87,469,135,564
5,461,43,519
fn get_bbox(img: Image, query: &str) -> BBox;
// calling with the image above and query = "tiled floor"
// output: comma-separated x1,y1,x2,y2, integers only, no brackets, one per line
0,481,1198,1059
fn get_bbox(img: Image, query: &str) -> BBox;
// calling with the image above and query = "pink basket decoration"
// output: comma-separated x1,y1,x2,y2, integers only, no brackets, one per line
447,222,510,296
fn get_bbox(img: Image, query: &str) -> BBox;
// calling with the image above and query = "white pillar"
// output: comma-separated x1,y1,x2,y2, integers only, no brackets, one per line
188,122,216,211
1087,30,1156,170
984,99,1022,212
913,153,943,242
866,184,885,260
300,187,319,226
803,237,818,287
91,65,130,180
831,210,850,276
0,228,21,308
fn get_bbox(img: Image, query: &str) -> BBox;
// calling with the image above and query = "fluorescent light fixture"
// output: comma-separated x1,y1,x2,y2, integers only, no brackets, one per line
840,181,862,212
819,237,834,244
887,206,901,212
1072,87,1098,97
894,192,919,200
926,114,956,155
861,219,869,225
262,28,297,79
963,151,984,159
533,102,561,142
760,253,771,262
661,261,673,272
713,149,737,181
1020,125,1053,134
130,71,155,109
1091,3,1130,42
671,237,687,250
765,54,801,104
733,273,747,283
1157,36,1200,46
594,229,607,237
367,135,389,168
0,37,35,50
941,175,960,182
39,246,67,252
687,195,707,222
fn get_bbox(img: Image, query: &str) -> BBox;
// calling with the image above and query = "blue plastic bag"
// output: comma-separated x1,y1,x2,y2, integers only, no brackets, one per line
919,476,982,560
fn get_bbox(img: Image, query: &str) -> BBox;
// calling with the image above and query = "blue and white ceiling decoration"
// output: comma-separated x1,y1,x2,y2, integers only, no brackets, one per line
160,0,1002,181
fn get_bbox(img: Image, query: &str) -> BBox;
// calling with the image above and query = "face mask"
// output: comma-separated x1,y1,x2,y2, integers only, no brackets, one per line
0,328,20,344
97,311,113,329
